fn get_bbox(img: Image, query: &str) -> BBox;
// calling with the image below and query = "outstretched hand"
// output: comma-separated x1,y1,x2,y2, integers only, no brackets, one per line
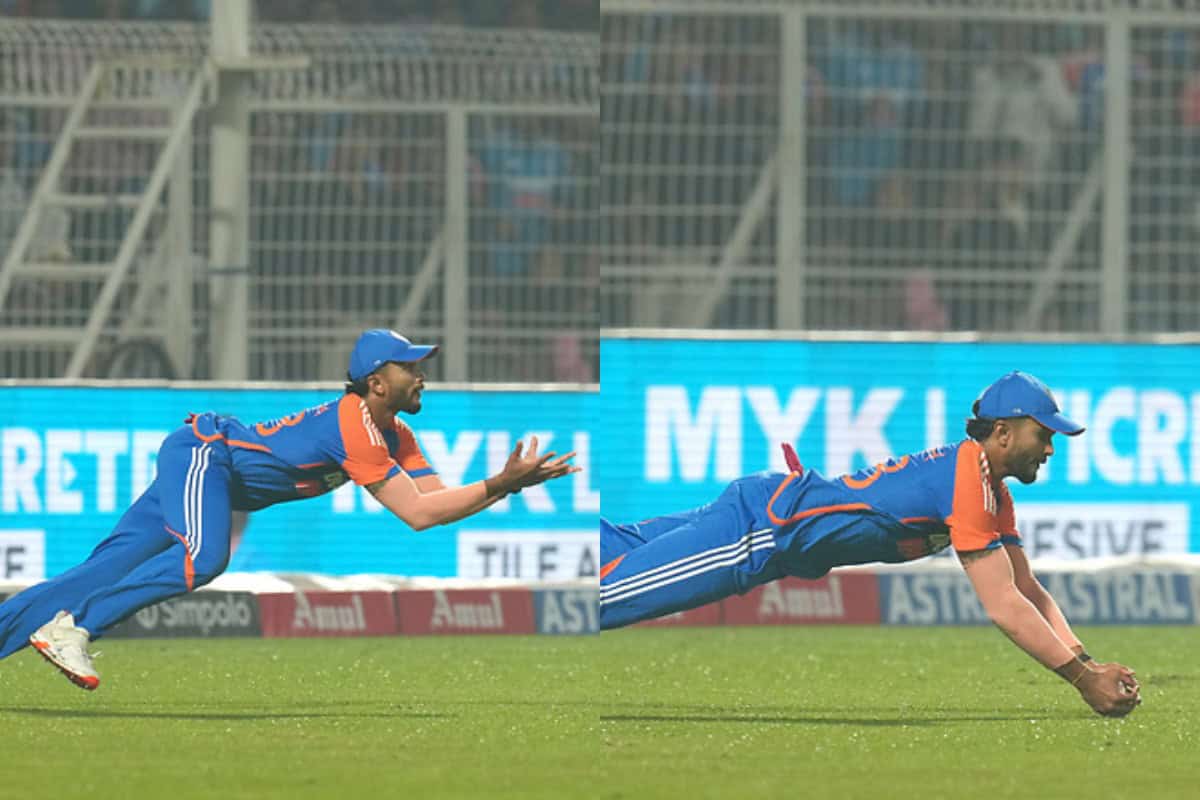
501,436,581,491
1077,662,1142,718
1099,662,1140,694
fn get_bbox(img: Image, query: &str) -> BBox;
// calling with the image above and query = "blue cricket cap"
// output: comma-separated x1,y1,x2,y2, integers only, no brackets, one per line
347,329,438,381
975,371,1085,436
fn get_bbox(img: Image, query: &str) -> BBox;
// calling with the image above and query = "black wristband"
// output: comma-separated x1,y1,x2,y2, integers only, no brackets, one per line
1077,652,1093,663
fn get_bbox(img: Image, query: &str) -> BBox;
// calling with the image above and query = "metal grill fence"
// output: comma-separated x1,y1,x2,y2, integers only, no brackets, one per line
0,21,598,381
602,0,1200,337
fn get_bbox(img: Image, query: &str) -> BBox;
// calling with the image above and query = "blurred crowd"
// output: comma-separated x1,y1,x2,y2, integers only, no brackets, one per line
603,17,1200,334
0,107,597,381
0,0,597,381
12,9,1200,377
0,0,598,31
247,111,597,381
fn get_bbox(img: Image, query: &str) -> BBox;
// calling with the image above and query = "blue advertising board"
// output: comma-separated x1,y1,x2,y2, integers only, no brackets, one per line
600,335,1200,560
878,571,1195,625
533,587,600,635
0,384,597,580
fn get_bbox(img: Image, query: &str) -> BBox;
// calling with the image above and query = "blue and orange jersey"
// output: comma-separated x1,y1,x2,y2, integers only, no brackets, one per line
187,395,436,511
768,439,1019,574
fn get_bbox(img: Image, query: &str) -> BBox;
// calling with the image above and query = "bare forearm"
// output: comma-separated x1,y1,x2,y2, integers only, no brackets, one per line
964,544,1140,715
987,589,1078,670
1019,580,1083,652
411,473,510,526
371,436,572,531
413,481,495,529
370,478,494,530
437,491,508,525
960,547,1076,671
428,475,524,525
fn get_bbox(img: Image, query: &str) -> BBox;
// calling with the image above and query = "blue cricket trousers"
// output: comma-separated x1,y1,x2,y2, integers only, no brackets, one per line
599,471,890,630
0,424,233,658
599,474,790,630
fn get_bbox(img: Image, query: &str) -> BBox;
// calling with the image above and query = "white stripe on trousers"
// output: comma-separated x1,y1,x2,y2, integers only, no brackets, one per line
600,528,776,606
195,444,211,558
601,527,775,594
599,537,776,607
183,446,201,554
185,444,210,559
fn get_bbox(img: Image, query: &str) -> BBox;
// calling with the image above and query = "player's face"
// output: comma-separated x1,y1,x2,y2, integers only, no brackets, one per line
372,361,426,414
392,360,426,413
1009,418,1055,484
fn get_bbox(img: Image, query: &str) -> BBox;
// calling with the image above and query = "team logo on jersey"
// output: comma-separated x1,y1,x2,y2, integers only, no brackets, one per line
896,531,951,560
295,471,349,497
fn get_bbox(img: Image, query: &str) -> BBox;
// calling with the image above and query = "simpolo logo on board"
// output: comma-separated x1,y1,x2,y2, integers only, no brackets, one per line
112,592,261,638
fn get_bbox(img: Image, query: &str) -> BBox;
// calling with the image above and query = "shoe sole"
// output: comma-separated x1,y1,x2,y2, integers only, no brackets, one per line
30,638,99,691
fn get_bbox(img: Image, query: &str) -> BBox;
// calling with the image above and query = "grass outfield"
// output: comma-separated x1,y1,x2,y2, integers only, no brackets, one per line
0,637,597,799
596,626,1200,800
1,628,1196,798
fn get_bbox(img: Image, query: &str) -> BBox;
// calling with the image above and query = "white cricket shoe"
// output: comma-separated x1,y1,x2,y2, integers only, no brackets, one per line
29,611,100,691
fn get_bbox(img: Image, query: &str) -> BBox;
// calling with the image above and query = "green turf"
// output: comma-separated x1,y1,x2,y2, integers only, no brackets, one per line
596,626,1200,800
2,628,1196,798
0,636,597,799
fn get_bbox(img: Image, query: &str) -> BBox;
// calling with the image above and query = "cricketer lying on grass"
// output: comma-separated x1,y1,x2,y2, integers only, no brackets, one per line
600,371,1141,718
0,329,578,690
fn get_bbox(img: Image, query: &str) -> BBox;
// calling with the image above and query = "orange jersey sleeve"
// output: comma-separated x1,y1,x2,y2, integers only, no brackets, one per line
995,479,1020,544
336,395,402,486
392,420,436,477
945,439,1003,553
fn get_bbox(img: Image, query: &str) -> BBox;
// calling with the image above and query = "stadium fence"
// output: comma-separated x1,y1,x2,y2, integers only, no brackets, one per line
602,0,1200,335
0,16,598,383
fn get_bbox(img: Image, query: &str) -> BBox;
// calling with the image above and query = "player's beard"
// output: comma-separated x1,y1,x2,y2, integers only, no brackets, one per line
400,386,423,415
1015,456,1041,484
384,382,422,415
